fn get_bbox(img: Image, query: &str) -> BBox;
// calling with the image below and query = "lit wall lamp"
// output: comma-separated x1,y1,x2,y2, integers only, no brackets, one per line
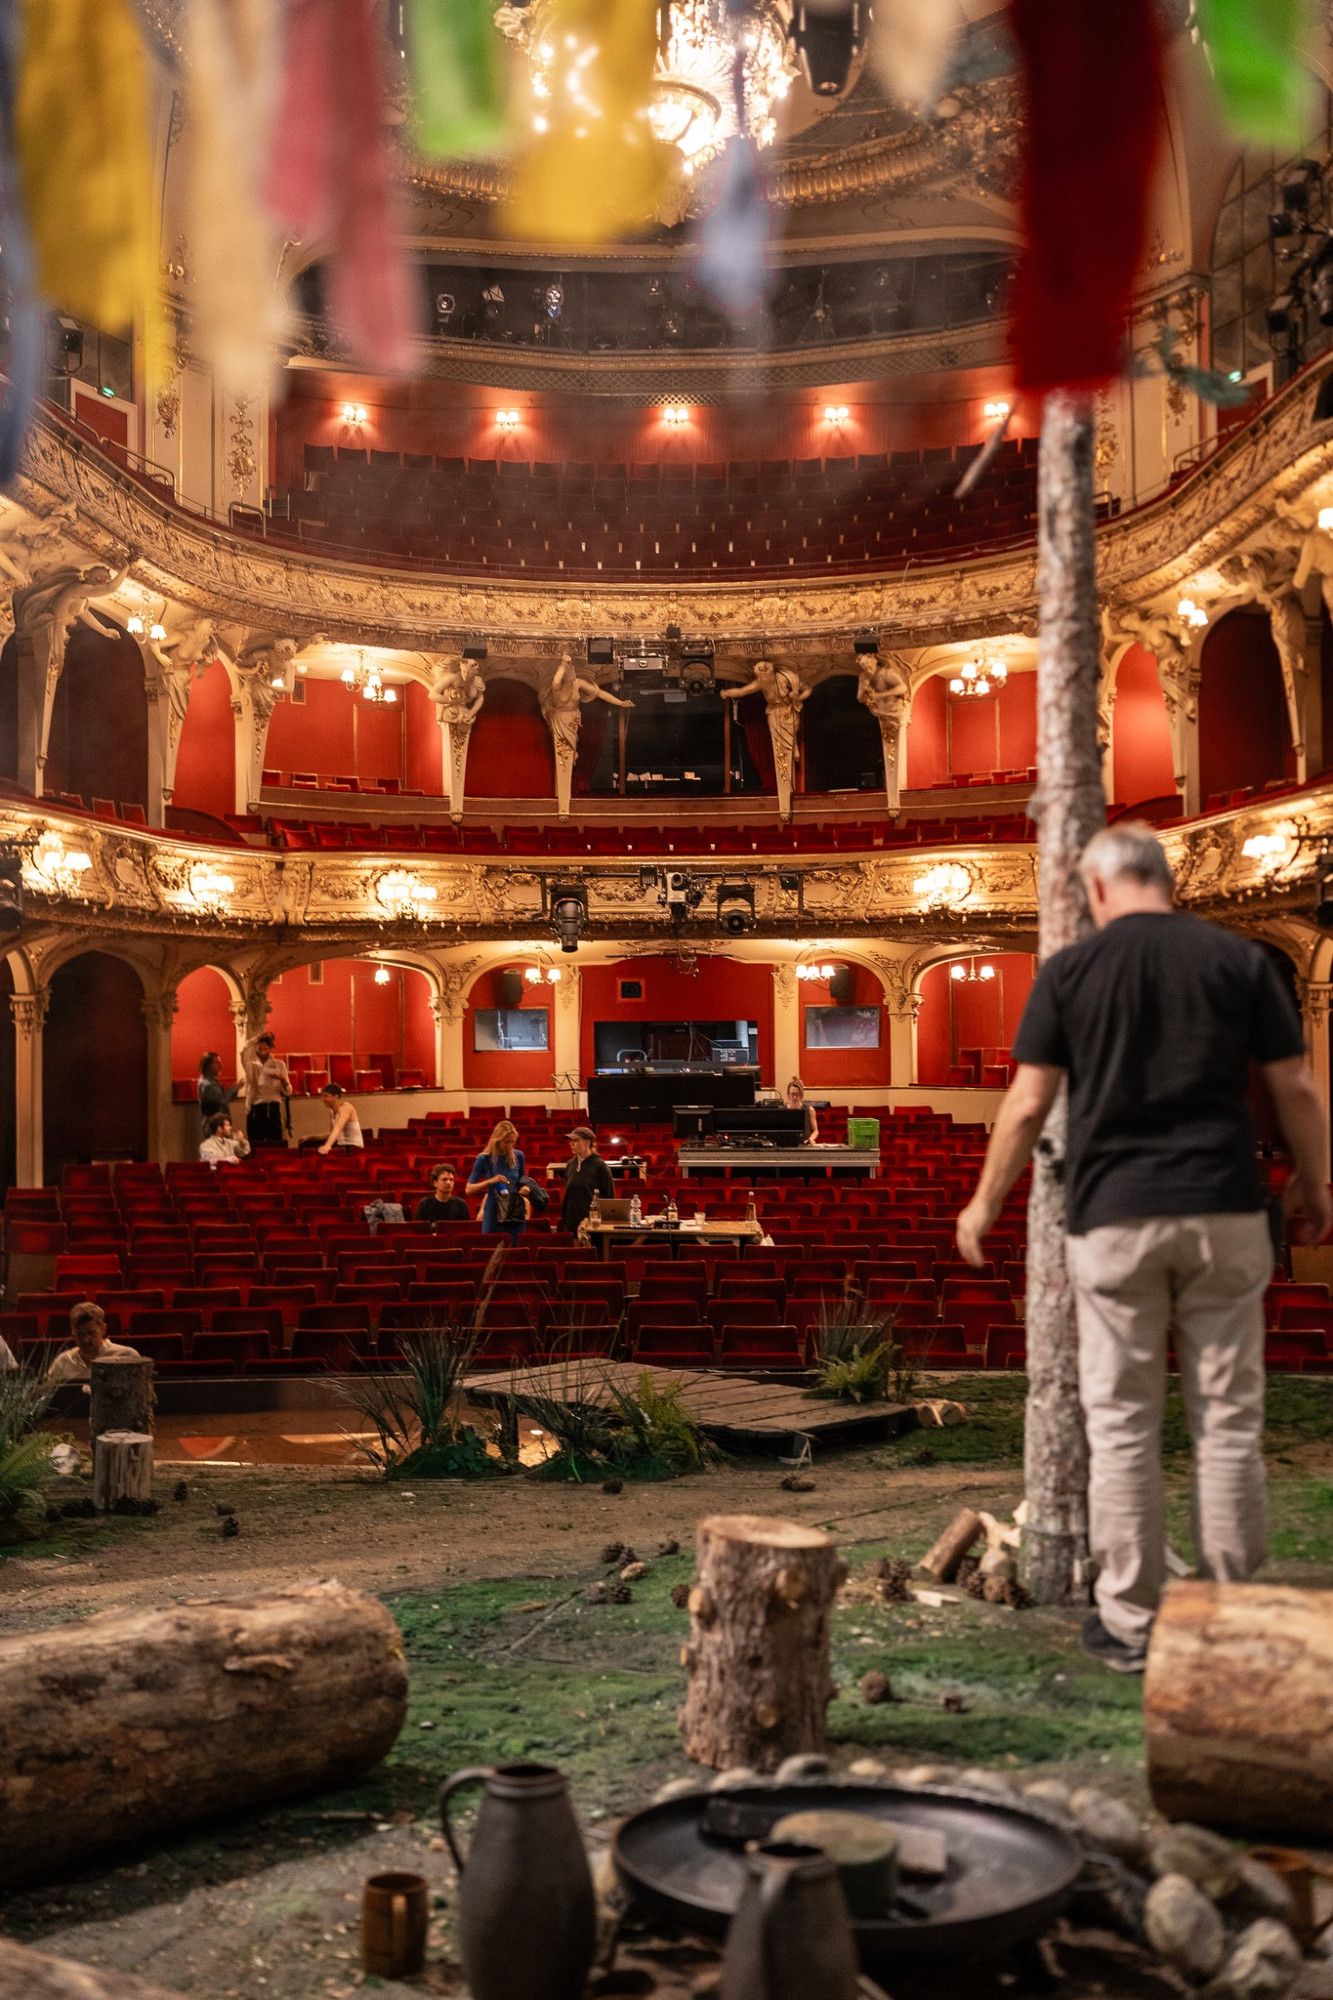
983,398,1011,424
662,403,690,427
377,869,439,922
373,965,392,986
796,961,836,980
496,409,521,431
126,604,167,642
950,959,996,983
822,404,849,425
28,831,93,893
188,861,235,913
1176,596,1209,630
341,402,368,425
523,965,562,984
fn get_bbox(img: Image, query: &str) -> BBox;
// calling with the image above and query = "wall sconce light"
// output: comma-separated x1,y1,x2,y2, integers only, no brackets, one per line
188,861,235,912
496,409,521,431
126,614,144,637
950,959,996,983
662,404,690,427
912,862,971,909
126,606,167,642
523,965,562,984
377,869,439,922
822,404,849,425
796,962,836,980
1176,596,1209,630
983,398,1011,423
340,402,368,425
29,831,93,892
1319,506,1333,530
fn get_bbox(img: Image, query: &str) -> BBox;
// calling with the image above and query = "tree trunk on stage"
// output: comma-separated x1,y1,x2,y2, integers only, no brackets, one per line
0,1581,409,1888
0,1941,188,2000
1022,389,1105,1605
679,1514,846,1773
92,1430,154,1510
1145,1581,1333,1840
89,1354,154,1442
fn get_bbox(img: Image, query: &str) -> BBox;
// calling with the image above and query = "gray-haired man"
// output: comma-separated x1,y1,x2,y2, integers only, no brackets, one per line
956,823,1330,1672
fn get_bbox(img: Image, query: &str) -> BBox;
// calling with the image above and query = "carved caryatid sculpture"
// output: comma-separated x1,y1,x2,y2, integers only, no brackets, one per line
12,555,134,792
230,633,301,810
429,654,486,821
541,653,633,819
723,660,810,820
139,609,221,823
856,653,910,807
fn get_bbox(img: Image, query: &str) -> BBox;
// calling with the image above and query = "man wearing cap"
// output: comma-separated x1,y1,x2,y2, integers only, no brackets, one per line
560,1126,615,1233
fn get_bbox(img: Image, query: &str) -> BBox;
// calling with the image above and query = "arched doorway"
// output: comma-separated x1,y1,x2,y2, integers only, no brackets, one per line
801,676,882,793
172,966,238,1099
45,628,148,812
1112,643,1177,807
916,953,1036,1087
44,952,148,1177
1198,609,1289,804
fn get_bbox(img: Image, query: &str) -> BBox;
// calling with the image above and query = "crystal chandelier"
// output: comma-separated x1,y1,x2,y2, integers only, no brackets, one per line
497,0,800,176
948,660,1008,700
341,650,398,705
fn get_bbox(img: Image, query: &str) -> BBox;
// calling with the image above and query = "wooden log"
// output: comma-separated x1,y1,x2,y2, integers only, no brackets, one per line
92,1429,153,1511
919,1507,984,1582
0,1940,188,2000
679,1513,846,1773
89,1354,154,1442
0,1580,409,1888
1145,1580,1333,1840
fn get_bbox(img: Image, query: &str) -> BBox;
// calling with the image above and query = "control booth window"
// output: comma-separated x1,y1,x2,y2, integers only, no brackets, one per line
473,1008,550,1053
804,1005,881,1050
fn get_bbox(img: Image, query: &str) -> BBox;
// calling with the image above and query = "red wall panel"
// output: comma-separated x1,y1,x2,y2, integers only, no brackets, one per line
947,694,998,779
467,679,554,798
1112,643,1176,807
266,679,407,786
173,657,235,820
906,675,948,788
798,961,890,1087
1199,610,1289,802
463,964,553,1091
404,680,443,795
172,965,237,1086
578,955,775,1086
997,673,1036,771
262,958,435,1083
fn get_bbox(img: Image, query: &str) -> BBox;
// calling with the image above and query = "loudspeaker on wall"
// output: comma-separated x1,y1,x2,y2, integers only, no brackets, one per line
499,969,524,1006
829,965,854,1004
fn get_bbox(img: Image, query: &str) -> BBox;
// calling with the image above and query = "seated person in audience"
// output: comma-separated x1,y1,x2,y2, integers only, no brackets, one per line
318,1083,365,1153
45,1301,139,1386
199,1111,251,1167
416,1164,470,1223
785,1076,819,1143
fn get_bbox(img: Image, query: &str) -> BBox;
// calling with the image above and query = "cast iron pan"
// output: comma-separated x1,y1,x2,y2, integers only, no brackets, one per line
613,1781,1082,1971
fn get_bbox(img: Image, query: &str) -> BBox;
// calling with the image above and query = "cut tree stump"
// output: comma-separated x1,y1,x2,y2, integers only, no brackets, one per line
1145,1580,1333,1840
92,1429,153,1511
0,1940,188,2000
919,1507,984,1582
89,1354,154,1441
679,1513,846,1773
0,1580,408,1888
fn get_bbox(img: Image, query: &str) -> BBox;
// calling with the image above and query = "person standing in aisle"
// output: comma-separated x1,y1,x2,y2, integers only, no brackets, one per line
955,823,1331,1674
240,1030,292,1149
467,1120,527,1239
559,1126,615,1233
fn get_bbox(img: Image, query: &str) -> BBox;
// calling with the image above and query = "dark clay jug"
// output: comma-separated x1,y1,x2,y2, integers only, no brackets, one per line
720,1841,861,2000
440,1761,596,2000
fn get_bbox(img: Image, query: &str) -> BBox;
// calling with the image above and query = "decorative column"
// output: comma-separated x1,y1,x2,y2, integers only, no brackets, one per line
886,988,920,1090
10,990,48,1186
856,656,910,811
551,963,582,1110
1106,604,1200,815
139,613,219,827
1303,983,1333,1182
723,662,809,823
230,636,298,813
428,655,485,823
771,963,800,1087
142,988,179,1164
435,957,480,1106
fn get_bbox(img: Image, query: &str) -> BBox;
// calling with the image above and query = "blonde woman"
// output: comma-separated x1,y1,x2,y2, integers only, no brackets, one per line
785,1076,818,1144
467,1119,528,1237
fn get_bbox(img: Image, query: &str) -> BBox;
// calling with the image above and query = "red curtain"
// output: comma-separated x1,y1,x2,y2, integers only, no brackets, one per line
737,692,775,791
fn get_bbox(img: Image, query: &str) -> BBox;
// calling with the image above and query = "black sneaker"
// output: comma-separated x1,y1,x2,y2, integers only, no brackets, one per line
1080,1612,1148,1675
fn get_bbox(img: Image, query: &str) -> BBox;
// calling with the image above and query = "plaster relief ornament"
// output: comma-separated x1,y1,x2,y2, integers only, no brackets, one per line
12,554,135,791
429,654,487,822
856,651,911,805
541,652,633,819
724,660,810,820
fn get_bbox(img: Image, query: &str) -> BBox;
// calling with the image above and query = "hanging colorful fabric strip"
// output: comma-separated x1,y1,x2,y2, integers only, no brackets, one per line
695,135,773,326
0,0,41,487
13,0,165,374
408,0,509,158
872,0,965,114
1009,0,1163,397
184,0,288,397
507,0,670,244
1196,0,1316,148
267,0,418,372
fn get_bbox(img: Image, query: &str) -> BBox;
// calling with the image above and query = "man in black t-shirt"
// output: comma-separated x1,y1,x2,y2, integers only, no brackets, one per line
416,1164,471,1225
956,824,1330,1673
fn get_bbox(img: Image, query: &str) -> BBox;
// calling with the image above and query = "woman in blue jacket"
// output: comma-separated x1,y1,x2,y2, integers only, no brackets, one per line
467,1119,527,1238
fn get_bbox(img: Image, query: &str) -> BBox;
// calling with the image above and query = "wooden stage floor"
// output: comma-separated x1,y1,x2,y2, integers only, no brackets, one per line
460,1360,914,1451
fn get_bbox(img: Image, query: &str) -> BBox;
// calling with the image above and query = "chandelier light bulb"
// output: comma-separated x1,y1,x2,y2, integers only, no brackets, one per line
1319,506,1333,530
373,966,392,985
340,402,367,425
1177,596,1208,629
949,676,965,695
823,404,849,425
950,963,966,981
663,403,689,426
524,966,542,983
496,409,521,430
126,613,144,637
341,665,357,686
983,398,1011,423
149,621,167,643
978,963,996,981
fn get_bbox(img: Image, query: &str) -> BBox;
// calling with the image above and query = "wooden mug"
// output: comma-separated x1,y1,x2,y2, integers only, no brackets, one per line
361,1870,428,1978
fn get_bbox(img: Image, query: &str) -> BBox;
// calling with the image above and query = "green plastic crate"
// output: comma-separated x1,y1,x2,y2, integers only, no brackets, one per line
846,1117,880,1152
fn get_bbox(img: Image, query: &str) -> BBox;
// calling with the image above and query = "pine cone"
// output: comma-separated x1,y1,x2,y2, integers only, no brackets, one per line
608,1581,632,1605
860,1670,893,1706
222,1515,240,1538
600,1541,625,1566
172,1480,189,1503
961,1567,987,1600
670,1582,691,1610
874,1557,913,1604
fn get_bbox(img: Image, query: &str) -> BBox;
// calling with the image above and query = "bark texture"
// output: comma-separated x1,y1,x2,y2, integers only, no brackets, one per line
1023,389,1104,1605
679,1514,846,1772
919,1507,984,1582
1145,1581,1333,1840
0,1581,409,1887
92,1429,153,1511
89,1355,155,1441
0,1941,187,2000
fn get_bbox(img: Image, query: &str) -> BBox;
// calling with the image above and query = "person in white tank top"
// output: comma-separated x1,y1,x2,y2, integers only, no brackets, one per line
318,1085,365,1152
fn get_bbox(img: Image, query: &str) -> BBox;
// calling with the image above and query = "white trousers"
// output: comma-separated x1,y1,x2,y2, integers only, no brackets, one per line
1065,1212,1272,1648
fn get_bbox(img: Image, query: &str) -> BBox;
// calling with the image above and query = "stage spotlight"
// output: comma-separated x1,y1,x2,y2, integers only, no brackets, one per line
717,882,756,936
463,639,488,661
791,1,862,96
56,317,83,374
853,630,878,658
551,883,589,954
587,637,615,667
680,641,715,695
435,292,456,322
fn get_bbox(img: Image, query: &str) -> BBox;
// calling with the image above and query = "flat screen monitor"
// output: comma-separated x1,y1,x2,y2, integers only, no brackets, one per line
673,1105,715,1140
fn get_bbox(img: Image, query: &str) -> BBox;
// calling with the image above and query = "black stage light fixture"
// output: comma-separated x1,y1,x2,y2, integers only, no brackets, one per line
1268,209,1299,242
853,629,879,657
1313,244,1333,327
463,639,488,661
717,881,756,936
56,317,83,374
587,637,615,667
551,883,589,954
1282,160,1322,214
435,291,456,323
680,639,715,696
791,1,862,97
0,852,23,936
